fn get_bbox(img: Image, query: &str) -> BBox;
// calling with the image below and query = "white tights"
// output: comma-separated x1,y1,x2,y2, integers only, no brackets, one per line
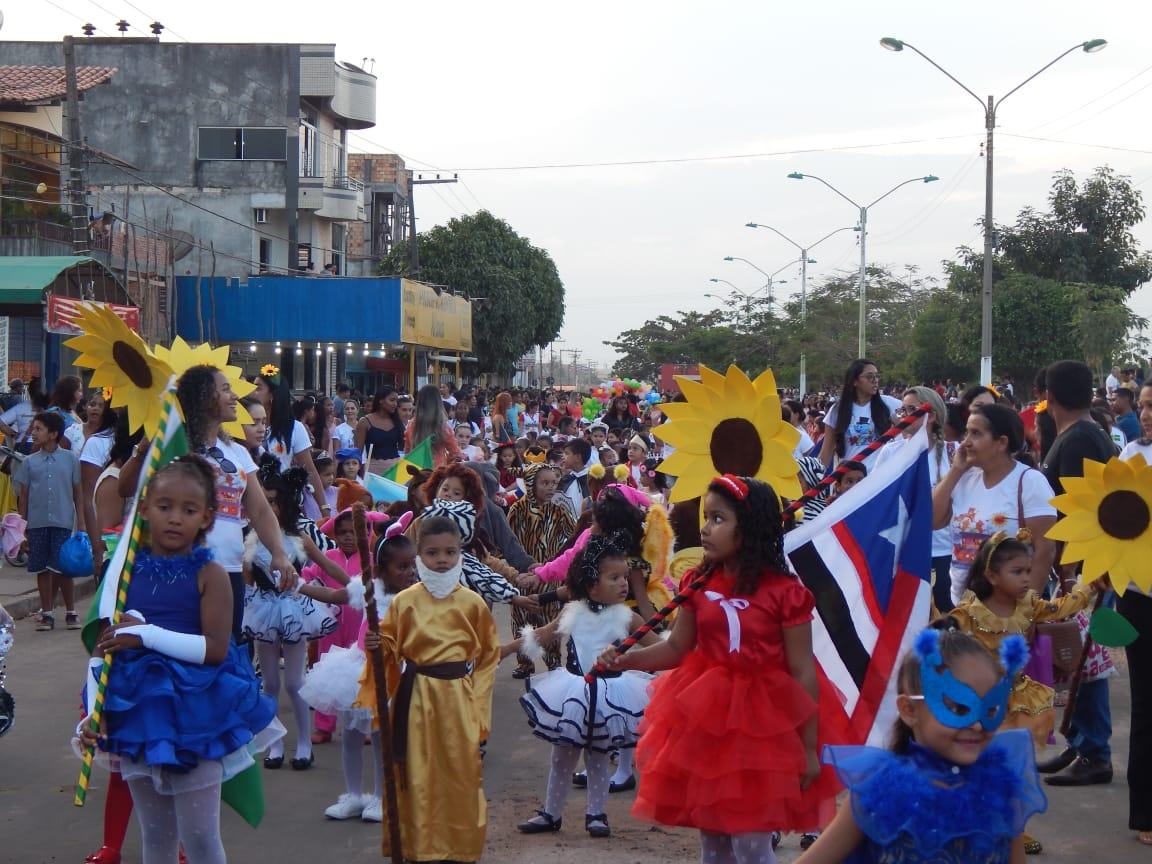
699,831,779,864
127,777,226,864
342,729,384,798
255,640,310,761
544,745,611,818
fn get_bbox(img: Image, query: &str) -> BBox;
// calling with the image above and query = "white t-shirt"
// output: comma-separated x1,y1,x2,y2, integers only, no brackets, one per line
522,412,541,434
1106,373,1120,395
875,435,957,559
1110,426,1128,451
80,430,115,470
332,422,357,450
0,401,35,439
203,437,258,572
265,420,312,472
1120,439,1152,464
792,425,815,460
824,395,903,465
946,462,1056,604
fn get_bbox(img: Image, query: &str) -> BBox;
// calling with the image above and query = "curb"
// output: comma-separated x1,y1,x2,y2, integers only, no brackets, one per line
3,577,96,620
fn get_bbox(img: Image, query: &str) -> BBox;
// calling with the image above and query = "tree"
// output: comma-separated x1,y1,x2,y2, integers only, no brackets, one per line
997,166,1152,295
605,310,735,381
379,211,565,375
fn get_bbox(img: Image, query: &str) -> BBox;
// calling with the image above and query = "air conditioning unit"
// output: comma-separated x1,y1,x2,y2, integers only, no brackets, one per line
254,208,268,224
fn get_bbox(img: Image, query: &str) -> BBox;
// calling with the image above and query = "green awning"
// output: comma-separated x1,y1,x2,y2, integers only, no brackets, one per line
0,256,116,303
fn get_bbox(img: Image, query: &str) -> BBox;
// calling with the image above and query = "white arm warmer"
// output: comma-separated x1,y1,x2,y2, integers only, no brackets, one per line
117,624,207,664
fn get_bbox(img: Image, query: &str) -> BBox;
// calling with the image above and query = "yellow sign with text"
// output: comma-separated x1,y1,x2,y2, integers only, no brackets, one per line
401,279,473,352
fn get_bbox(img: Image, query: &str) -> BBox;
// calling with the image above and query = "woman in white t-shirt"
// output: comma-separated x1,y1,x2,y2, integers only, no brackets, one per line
331,399,359,451
77,401,119,573
819,359,902,469
932,402,1057,604
255,370,330,520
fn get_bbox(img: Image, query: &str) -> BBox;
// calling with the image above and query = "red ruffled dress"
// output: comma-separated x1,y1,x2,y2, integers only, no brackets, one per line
633,565,839,835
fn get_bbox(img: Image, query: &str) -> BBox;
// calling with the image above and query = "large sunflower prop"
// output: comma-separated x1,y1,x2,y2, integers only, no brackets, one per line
64,304,174,438
154,337,255,437
1048,454,1152,596
657,365,800,503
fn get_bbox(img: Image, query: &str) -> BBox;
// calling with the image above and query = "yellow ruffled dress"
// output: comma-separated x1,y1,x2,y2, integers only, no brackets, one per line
950,585,1095,746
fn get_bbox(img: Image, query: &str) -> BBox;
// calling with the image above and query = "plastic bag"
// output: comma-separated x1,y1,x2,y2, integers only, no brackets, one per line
59,531,93,578
1,513,25,559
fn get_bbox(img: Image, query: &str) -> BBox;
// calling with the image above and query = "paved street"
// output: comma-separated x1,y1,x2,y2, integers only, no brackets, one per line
0,597,1142,863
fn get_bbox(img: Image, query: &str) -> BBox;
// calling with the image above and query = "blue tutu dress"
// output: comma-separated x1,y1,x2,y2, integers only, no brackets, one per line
102,547,283,793
822,729,1047,863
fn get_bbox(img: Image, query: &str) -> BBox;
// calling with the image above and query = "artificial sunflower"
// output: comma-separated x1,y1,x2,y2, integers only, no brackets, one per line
64,303,174,438
1048,454,1152,596
153,337,256,437
656,365,800,503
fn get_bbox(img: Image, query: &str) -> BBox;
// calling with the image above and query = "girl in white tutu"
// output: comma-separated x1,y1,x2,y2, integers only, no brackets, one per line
242,456,339,771
515,532,659,839
299,514,416,823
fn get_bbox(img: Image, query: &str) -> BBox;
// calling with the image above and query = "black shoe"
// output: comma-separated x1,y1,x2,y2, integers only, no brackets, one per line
609,774,636,793
290,753,315,771
572,771,587,788
801,833,820,850
263,755,284,770
518,810,562,834
1045,756,1113,787
585,813,610,838
1036,747,1077,775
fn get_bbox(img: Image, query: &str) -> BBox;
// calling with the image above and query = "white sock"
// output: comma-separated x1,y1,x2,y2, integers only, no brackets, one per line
611,748,634,784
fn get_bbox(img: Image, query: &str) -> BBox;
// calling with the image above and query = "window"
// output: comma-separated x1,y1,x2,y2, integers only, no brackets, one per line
198,127,287,161
258,238,271,274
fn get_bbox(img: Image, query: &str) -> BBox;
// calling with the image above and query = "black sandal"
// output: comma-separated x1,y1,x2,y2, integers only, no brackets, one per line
517,810,562,834
263,755,284,770
585,813,610,838
290,753,314,771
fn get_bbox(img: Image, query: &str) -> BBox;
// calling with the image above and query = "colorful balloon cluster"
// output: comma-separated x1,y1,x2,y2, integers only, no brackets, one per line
584,379,662,418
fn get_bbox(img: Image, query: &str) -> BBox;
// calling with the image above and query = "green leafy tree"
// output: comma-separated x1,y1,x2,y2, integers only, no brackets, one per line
605,310,736,381
379,211,564,375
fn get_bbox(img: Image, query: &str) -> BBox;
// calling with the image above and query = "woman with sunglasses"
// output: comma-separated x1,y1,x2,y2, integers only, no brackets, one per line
119,365,301,638
818,359,902,470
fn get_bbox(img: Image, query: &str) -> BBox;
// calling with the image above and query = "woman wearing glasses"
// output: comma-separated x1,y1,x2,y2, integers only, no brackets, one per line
120,365,301,638
818,359,902,470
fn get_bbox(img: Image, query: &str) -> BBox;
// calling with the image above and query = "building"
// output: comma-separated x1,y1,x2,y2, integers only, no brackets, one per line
345,152,410,277
1,38,377,279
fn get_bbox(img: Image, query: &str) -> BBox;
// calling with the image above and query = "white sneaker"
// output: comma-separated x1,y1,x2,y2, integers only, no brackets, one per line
325,793,366,820
361,795,383,822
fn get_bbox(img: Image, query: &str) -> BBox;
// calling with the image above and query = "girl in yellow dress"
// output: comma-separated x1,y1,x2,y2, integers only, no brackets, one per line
949,531,1097,746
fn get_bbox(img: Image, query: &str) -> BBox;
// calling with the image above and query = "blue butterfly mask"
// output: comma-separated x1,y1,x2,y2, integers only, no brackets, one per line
912,629,1028,731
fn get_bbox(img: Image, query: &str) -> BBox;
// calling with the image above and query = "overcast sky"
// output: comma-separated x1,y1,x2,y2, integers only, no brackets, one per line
9,1,1152,372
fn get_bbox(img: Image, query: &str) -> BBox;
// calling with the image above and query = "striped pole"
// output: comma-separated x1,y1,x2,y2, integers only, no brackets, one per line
74,391,179,806
585,405,930,682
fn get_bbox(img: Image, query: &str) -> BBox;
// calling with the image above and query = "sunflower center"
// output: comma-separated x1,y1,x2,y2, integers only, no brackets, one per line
112,341,153,389
1098,490,1149,541
710,418,763,476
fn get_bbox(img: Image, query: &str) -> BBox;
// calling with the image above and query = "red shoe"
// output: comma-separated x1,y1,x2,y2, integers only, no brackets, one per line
179,850,188,864
310,730,332,744
84,847,121,864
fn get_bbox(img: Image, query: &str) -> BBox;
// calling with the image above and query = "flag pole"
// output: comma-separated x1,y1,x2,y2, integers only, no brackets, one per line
352,504,404,862
585,405,930,682
74,390,180,806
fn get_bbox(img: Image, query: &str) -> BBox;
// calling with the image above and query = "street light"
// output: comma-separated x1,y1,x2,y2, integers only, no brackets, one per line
787,172,937,357
880,36,1106,384
722,256,793,313
745,224,857,394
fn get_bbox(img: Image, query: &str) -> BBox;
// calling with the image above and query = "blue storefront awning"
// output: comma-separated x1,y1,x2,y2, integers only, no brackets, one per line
173,275,403,344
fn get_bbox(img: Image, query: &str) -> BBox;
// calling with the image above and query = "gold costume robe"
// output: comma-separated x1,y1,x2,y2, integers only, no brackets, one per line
951,585,1094,746
378,582,499,863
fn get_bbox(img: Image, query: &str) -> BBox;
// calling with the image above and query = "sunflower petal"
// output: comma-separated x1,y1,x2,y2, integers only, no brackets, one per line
657,420,715,454
1046,512,1103,543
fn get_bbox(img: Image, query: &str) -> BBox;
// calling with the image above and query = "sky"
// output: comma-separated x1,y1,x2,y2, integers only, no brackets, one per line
8,0,1152,373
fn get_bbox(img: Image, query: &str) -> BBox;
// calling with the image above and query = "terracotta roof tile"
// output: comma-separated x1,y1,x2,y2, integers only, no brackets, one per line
0,65,117,104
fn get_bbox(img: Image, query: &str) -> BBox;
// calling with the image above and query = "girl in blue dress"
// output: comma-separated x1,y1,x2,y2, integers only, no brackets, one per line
81,456,282,864
797,627,1046,864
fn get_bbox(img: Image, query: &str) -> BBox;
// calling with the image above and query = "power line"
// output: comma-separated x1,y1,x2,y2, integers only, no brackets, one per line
38,0,115,35
77,0,151,35
1028,61,1152,133
998,132,1152,156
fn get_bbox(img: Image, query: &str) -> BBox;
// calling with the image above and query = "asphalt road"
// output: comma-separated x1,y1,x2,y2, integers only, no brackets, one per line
0,601,1142,863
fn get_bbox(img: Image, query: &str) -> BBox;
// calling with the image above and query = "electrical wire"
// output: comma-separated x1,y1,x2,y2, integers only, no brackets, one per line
998,132,1152,156
871,152,980,245
77,0,151,35
1046,78,1152,137
1027,61,1152,133
38,0,115,35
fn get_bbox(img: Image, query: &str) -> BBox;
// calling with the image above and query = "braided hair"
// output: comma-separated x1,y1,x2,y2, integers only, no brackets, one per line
566,531,630,601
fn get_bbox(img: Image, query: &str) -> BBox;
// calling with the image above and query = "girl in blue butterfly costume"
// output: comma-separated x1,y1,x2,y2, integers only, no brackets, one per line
797,628,1046,864
79,457,282,864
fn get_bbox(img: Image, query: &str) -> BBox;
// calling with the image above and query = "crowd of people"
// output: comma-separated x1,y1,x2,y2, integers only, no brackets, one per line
0,354,1148,863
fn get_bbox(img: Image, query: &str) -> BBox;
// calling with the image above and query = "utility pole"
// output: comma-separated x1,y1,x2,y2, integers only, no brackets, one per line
408,173,460,279
62,36,89,256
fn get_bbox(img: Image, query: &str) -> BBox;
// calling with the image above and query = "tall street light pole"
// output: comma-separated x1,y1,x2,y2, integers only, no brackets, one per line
787,172,938,358
722,256,795,314
745,224,857,394
880,37,1107,385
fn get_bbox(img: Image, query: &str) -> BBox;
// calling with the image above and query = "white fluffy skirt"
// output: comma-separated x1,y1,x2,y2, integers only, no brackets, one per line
300,645,365,714
519,668,652,753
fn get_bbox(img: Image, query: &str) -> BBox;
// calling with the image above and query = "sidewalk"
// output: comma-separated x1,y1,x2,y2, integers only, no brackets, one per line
0,559,96,619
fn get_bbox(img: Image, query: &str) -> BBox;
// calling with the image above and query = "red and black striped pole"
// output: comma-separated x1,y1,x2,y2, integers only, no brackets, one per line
584,405,931,682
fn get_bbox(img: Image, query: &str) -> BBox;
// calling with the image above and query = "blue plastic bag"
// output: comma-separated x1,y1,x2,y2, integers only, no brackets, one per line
59,531,93,578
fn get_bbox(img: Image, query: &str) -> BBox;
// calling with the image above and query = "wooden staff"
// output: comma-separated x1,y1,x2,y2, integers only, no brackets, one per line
585,405,933,681
352,503,404,862
1058,591,1106,738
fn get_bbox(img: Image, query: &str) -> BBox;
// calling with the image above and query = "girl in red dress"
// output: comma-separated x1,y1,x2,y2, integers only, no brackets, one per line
599,474,838,863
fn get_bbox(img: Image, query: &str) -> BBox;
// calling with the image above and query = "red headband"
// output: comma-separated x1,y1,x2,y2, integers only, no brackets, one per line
713,474,748,501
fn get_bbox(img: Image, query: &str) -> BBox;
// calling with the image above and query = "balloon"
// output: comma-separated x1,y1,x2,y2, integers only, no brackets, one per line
646,391,660,404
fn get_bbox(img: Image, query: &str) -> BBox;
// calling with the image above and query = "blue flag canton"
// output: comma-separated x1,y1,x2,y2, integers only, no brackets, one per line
841,450,934,612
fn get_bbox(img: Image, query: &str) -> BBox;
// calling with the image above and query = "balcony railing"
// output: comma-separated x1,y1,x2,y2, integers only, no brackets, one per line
329,173,364,192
